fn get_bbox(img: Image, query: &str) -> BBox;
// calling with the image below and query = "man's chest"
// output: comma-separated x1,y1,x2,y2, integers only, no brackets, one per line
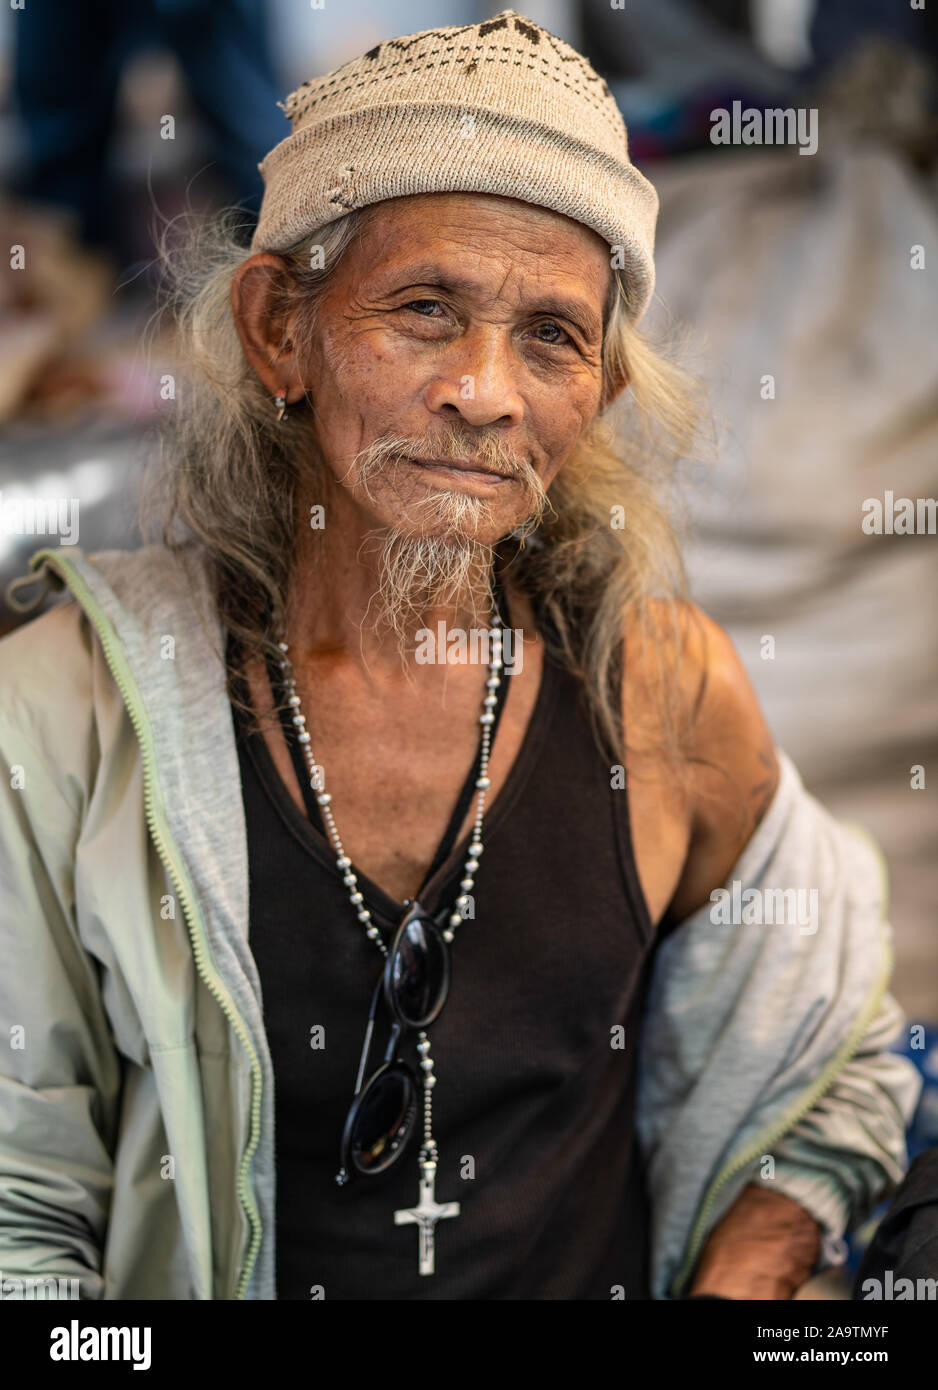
242,641,692,923
244,641,546,904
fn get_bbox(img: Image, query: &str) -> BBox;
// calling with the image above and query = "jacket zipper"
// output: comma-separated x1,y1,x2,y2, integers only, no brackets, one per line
669,842,894,1298
28,548,263,1300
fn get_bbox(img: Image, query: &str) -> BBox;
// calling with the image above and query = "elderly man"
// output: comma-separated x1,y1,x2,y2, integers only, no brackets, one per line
0,11,921,1301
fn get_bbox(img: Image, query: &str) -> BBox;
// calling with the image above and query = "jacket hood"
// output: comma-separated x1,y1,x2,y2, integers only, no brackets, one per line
11,542,277,1299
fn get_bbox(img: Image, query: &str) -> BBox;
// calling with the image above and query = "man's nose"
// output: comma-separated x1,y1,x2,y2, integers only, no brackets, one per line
423,327,525,429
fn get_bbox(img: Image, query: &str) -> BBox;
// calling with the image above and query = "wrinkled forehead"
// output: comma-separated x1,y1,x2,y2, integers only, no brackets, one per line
345,193,617,320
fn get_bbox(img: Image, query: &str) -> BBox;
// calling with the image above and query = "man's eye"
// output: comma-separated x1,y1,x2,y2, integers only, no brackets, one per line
404,299,445,317
531,320,570,346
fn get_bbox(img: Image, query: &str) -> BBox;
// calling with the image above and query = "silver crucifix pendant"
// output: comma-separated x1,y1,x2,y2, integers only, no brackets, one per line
393,1157,460,1275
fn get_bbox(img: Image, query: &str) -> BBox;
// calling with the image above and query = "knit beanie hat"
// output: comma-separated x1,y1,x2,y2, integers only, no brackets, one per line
250,9,659,323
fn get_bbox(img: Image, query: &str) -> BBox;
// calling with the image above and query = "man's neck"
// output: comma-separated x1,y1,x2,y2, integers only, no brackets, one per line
286,479,500,671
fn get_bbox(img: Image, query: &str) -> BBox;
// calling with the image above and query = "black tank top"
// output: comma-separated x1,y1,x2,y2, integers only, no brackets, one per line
230,625,657,1300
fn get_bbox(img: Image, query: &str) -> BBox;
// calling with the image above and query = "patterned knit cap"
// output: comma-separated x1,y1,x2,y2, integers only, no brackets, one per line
250,9,659,323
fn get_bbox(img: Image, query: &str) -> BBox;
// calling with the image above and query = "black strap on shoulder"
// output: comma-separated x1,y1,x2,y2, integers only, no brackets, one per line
265,574,513,884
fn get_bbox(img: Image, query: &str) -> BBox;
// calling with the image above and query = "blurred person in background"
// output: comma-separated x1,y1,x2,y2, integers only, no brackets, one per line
0,0,284,433
10,0,284,259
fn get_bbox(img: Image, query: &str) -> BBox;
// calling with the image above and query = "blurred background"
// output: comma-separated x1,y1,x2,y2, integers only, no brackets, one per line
0,0,936,1288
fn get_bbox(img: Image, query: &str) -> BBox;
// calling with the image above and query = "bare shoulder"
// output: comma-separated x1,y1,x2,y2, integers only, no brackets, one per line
622,597,780,926
675,603,780,836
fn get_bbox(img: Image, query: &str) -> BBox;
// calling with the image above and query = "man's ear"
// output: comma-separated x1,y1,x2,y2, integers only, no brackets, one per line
230,253,306,405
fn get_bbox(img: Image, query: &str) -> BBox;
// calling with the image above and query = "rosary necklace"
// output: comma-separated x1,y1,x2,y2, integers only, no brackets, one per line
275,589,505,1275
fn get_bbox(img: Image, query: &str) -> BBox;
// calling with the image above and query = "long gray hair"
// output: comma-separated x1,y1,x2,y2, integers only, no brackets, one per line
140,201,710,766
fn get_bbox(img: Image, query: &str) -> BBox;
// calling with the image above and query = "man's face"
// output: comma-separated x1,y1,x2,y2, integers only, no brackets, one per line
299,192,612,546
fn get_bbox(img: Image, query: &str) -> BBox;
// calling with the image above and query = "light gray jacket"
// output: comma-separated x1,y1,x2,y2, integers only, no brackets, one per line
0,544,922,1299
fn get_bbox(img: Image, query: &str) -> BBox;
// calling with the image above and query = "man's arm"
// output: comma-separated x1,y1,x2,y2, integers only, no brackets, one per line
664,608,821,1298
663,606,780,927
0,609,120,1297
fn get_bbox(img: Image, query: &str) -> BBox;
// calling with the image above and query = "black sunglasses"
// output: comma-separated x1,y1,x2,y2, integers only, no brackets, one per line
336,900,451,1183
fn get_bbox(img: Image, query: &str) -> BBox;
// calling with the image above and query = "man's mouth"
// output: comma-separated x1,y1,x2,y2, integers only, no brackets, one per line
403,455,511,484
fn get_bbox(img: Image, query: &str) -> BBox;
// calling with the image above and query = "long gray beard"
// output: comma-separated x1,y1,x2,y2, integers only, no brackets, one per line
351,424,549,656
361,529,497,653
